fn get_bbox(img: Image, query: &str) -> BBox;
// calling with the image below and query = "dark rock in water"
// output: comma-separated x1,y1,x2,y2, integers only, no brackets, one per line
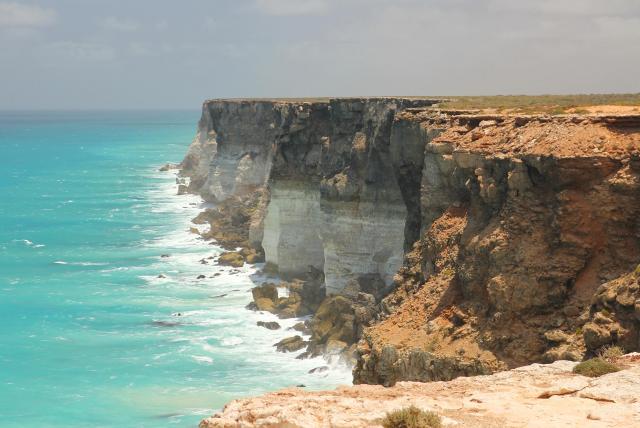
152,320,181,327
257,321,281,330
158,163,178,172
200,259,208,265
157,274,167,279
213,273,221,277
207,256,215,260
246,302,258,311
291,321,311,334
296,384,306,388
197,274,206,279
309,366,330,374
160,254,170,258
211,294,227,299
274,335,306,353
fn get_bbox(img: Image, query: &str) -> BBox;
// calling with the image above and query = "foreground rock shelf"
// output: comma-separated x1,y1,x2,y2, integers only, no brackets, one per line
200,354,640,428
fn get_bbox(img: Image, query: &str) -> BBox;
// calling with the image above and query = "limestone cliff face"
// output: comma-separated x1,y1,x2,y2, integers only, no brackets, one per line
182,99,640,385
182,98,438,293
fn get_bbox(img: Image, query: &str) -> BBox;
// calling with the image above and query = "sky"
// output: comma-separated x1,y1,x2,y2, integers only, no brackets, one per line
0,0,639,110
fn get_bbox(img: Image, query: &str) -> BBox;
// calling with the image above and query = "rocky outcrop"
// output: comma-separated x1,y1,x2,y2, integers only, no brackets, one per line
355,112,640,384
200,354,640,428
181,98,640,385
583,266,640,354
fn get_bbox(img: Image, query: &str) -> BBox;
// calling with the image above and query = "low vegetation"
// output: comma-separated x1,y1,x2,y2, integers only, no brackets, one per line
435,93,640,115
382,406,442,428
573,358,621,378
598,345,625,362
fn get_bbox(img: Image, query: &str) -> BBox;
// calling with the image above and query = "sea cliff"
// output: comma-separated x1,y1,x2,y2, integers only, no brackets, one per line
180,98,640,386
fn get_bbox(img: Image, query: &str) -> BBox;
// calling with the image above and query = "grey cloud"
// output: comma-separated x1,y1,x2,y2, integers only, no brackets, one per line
0,0,638,109
0,2,56,27
102,16,139,32
255,0,329,16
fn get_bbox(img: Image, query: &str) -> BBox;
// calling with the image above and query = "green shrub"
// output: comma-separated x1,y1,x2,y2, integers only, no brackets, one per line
382,406,442,428
573,358,621,377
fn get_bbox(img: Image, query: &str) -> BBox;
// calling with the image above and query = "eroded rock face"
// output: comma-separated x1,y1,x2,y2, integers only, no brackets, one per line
182,98,438,294
583,267,640,354
355,112,640,384
181,99,640,385
200,355,640,428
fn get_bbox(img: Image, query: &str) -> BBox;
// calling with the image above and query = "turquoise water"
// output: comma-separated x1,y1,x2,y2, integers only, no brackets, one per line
0,111,350,427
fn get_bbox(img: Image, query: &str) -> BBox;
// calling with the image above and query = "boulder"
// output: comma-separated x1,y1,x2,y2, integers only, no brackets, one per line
254,298,275,312
252,283,279,302
257,321,281,330
291,321,310,334
218,252,244,268
240,247,265,264
159,163,178,172
274,336,306,353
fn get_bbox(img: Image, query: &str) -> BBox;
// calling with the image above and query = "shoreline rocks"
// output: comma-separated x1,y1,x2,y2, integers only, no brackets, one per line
217,251,244,268
274,335,306,353
257,321,281,330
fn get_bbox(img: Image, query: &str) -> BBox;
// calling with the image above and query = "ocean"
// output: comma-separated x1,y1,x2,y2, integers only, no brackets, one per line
0,111,350,427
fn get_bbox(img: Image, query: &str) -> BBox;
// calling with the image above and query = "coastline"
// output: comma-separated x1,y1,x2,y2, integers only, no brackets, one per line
158,165,354,408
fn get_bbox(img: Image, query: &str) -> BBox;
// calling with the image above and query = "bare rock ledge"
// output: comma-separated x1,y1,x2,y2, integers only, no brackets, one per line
200,354,640,428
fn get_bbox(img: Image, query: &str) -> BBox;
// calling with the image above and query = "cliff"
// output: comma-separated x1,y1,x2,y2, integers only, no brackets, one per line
200,354,640,427
180,98,640,385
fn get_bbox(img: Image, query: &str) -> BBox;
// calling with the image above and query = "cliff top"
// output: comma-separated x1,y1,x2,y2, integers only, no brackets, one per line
202,94,640,115
391,107,640,159
202,96,443,105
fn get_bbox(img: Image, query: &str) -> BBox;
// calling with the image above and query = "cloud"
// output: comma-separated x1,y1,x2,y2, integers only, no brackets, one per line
204,16,217,30
255,0,328,16
102,16,139,32
48,41,117,62
488,0,640,17
0,2,55,27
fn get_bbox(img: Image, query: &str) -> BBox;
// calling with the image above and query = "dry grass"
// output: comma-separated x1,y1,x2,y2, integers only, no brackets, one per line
382,406,442,428
598,345,625,362
435,93,640,115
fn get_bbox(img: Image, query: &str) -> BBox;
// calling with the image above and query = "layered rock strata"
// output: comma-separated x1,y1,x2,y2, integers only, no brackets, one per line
355,111,640,384
181,98,439,296
181,98,640,384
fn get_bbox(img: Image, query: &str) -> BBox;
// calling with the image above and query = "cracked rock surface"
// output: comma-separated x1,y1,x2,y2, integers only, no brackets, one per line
201,354,640,428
